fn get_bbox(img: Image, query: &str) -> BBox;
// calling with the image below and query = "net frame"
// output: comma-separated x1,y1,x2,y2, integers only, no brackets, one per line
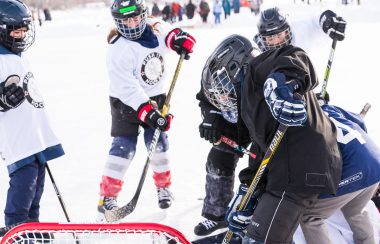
0,222,190,244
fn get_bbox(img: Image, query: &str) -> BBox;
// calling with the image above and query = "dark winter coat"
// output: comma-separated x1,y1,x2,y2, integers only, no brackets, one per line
240,45,342,195
185,2,196,19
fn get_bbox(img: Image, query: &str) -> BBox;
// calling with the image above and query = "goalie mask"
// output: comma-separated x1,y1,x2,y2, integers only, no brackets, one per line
257,7,292,51
202,35,259,123
0,0,35,54
111,0,148,40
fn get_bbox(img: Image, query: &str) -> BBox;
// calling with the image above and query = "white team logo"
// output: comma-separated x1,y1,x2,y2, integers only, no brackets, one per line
157,118,165,126
23,72,45,108
120,1,130,7
141,52,164,86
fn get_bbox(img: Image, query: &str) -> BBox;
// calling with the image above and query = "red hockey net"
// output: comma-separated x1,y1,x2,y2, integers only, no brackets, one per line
0,222,190,244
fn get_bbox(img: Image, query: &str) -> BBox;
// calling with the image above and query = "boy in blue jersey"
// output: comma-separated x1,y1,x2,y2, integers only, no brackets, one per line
297,94,380,244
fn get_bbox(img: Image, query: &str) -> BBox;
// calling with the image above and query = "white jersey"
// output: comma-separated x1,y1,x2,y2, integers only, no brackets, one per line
0,46,61,168
107,17,173,111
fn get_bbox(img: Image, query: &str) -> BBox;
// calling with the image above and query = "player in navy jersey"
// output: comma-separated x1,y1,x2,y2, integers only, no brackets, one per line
298,96,380,244
0,0,64,228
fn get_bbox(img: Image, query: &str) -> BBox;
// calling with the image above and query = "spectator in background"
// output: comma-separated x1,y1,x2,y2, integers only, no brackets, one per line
178,3,183,22
185,0,196,19
172,1,180,22
162,2,172,22
152,2,161,17
233,0,240,13
199,0,210,23
43,8,51,21
213,0,222,24
222,0,231,19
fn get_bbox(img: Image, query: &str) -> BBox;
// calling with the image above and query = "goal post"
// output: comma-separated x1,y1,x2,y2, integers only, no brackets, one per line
0,222,191,244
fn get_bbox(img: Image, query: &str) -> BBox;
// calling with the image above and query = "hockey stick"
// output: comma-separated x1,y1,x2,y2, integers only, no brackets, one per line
222,123,288,244
359,102,371,118
320,39,337,98
220,136,257,159
105,53,186,222
46,164,81,244
46,164,72,222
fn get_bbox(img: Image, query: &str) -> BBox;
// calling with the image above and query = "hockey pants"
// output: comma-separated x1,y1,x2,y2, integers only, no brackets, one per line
100,128,171,197
5,160,46,226
202,146,239,221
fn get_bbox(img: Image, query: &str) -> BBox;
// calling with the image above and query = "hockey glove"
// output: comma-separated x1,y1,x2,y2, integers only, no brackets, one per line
137,101,173,131
0,77,25,112
316,91,330,106
320,10,346,41
166,28,196,60
199,109,225,144
264,72,307,126
225,184,263,233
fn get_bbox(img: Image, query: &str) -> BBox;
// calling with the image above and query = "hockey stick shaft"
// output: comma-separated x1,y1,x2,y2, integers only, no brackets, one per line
222,123,288,244
46,164,71,222
105,53,186,222
220,136,256,159
320,39,337,99
46,164,81,244
359,103,371,118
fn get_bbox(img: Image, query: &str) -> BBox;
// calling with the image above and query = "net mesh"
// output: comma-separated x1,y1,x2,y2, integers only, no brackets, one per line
0,222,190,244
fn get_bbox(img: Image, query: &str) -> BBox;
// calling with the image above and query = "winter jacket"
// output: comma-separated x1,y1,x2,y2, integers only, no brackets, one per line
240,45,342,195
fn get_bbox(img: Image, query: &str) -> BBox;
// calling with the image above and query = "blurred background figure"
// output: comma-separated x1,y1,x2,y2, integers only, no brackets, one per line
249,0,260,15
213,0,222,24
162,2,173,22
232,0,240,13
199,0,210,23
222,0,231,19
185,0,196,19
151,2,161,18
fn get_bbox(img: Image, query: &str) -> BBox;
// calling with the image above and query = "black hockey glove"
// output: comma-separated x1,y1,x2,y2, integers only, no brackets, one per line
166,28,196,60
316,91,330,106
0,78,25,112
199,109,225,144
137,101,173,131
320,10,346,41
264,72,307,126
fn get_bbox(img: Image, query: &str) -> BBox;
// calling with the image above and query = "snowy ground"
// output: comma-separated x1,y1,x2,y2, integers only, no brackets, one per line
1,0,380,243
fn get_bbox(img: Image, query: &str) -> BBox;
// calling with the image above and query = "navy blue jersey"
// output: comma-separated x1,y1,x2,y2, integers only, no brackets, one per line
320,105,380,198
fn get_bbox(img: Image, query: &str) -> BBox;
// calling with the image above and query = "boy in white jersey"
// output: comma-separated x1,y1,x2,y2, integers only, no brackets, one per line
96,0,195,221
0,0,64,228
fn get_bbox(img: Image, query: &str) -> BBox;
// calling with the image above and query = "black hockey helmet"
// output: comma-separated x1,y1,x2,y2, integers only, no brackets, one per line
110,0,148,40
0,0,35,53
257,7,292,50
202,35,259,114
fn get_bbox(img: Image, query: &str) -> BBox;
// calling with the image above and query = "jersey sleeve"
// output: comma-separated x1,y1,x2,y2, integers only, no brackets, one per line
147,17,174,46
272,47,319,93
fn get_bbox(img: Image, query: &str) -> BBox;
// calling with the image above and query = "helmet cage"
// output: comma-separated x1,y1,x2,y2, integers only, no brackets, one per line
260,26,292,51
112,2,147,40
205,66,238,112
0,22,35,53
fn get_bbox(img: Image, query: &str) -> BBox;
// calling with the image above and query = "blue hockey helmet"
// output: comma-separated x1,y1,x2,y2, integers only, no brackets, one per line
0,0,35,53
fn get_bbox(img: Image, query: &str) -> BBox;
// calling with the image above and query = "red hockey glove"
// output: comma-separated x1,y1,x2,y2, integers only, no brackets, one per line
166,28,196,60
137,101,173,131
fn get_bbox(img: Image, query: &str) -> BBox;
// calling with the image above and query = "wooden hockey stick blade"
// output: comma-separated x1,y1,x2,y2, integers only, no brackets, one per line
104,200,136,222
359,103,371,118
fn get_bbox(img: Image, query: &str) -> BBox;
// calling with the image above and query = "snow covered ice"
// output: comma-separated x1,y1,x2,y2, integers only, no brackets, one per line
1,0,379,243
